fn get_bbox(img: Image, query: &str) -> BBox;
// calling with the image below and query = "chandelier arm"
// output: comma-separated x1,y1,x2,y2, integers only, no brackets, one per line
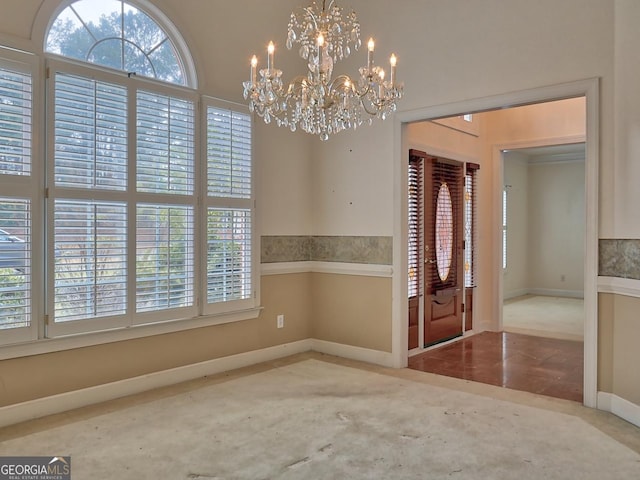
245,0,402,139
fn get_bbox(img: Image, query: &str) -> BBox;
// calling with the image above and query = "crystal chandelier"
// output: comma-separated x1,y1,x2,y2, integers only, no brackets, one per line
243,0,403,141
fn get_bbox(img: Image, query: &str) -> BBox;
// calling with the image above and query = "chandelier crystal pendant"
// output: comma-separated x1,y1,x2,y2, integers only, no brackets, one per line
243,0,403,141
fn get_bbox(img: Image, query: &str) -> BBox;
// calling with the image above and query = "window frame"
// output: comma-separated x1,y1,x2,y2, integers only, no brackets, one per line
201,96,258,317
43,0,198,89
0,48,43,346
0,2,260,355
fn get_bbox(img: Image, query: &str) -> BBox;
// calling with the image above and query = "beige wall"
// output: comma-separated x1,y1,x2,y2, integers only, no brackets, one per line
0,273,312,407
504,153,585,297
528,161,585,293
503,153,530,298
311,274,392,353
404,120,483,162
598,293,640,405
598,293,614,394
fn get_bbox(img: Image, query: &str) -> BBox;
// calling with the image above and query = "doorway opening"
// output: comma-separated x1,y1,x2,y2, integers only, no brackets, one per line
502,143,585,343
396,83,597,406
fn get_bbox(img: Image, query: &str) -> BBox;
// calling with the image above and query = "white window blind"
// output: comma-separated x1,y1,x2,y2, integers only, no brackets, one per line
137,91,194,195
0,65,32,176
205,100,254,308
0,198,30,330
54,200,127,322
207,209,252,303
207,107,251,198
136,204,194,312
54,73,127,190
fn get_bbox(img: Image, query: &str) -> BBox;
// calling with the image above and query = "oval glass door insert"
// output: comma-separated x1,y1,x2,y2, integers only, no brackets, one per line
435,182,453,282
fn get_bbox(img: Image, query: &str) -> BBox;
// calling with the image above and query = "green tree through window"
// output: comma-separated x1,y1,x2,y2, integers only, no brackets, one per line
46,0,185,85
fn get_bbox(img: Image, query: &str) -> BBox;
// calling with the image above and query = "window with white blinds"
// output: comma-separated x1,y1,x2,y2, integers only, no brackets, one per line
0,4,256,347
40,64,256,338
0,65,32,176
207,208,252,303
137,91,194,194
0,198,31,329
205,99,254,310
0,53,35,344
136,204,194,312
54,200,127,322
54,73,127,190
207,107,252,199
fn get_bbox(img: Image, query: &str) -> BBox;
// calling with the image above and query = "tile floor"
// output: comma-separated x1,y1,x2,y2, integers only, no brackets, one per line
408,331,584,402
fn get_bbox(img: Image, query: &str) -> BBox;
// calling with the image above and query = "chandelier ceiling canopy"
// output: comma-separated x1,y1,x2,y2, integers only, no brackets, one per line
243,0,403,140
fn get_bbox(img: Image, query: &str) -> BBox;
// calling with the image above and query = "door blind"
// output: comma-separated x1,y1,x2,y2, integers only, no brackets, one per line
408,154,423,299
465,163,479,287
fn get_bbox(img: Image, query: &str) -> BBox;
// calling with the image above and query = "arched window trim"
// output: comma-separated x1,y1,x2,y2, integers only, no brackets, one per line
39,0,197,89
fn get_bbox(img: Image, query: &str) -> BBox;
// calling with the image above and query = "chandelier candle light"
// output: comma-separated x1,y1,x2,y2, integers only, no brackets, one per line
243,0,403,140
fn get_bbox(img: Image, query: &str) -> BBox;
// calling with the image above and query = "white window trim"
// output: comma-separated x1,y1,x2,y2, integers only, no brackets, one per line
201,96,259,315
0,5,261,357
0,47,43,345
40,0,198,89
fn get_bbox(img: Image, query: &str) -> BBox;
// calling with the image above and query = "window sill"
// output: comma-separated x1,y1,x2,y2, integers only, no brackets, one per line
0,307,263,361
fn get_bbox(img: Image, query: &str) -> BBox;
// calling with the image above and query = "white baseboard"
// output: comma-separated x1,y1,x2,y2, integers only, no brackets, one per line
504,289,529,300
527,288,584,299
597,391,640,428
0,338,396,429
311,339,394,367
0,339,312,429
504,289,584,300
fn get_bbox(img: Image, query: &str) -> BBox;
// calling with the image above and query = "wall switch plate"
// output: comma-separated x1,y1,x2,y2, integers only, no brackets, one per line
277,314,284,328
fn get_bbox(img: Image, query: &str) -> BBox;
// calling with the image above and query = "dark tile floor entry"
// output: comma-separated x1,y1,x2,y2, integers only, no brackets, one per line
408,331,584,402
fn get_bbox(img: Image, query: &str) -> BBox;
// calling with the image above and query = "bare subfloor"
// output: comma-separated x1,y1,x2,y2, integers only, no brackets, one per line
1,352,639,479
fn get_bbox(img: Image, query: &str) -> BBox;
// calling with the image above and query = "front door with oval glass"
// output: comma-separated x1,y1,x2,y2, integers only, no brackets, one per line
408,150,464,348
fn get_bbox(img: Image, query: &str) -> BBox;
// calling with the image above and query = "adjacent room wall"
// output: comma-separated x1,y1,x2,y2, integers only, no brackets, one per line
503,153,530,299
503,151,585,299
528,160,585,295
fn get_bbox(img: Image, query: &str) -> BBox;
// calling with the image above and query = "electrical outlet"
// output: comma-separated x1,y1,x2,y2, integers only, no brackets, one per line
277,314,284,329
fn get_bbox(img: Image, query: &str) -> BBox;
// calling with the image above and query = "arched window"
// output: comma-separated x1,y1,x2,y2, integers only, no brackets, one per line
45,0,195,87
0,0,256,347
